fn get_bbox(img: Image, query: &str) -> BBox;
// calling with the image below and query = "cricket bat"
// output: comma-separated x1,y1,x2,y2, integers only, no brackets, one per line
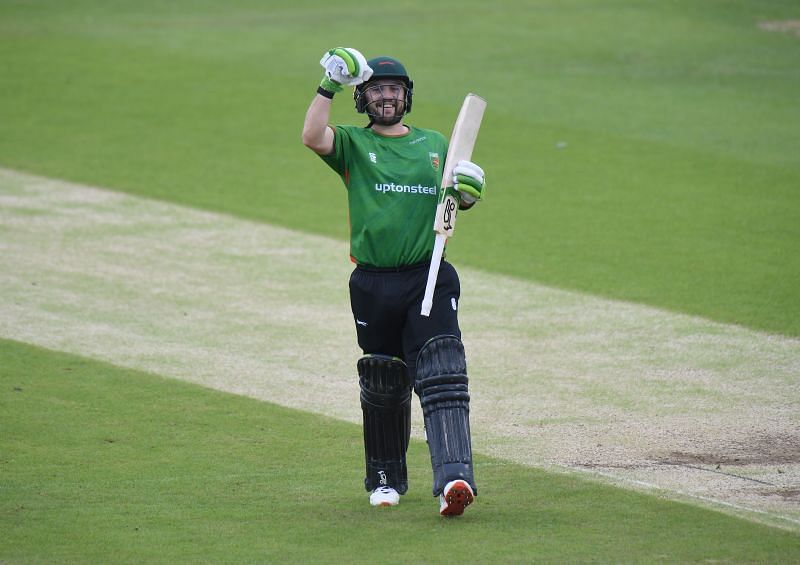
420,93,487,317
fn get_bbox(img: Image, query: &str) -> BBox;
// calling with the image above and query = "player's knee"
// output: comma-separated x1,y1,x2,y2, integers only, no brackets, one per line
358,354,411,406
414,335,468,403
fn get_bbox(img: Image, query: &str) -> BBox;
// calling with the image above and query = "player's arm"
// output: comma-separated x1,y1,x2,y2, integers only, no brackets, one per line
302,94,335,155
301,47,373,156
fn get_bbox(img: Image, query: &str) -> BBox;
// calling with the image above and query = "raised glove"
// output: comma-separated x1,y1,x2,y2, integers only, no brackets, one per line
319,47,373,93
453,160,486,204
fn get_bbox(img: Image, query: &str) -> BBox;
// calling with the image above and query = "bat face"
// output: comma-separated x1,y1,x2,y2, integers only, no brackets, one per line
435,187,460,236
433,94,486,237
441,193,458,232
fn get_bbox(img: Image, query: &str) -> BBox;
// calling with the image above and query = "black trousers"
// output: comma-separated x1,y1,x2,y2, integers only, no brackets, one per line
349,260,462,383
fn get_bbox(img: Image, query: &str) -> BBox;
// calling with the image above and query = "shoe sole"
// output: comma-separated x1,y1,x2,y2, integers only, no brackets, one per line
439,480,474,517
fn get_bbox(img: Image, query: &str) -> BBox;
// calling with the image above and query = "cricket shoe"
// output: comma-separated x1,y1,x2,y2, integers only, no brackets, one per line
439,480,474,517
370,486,400,507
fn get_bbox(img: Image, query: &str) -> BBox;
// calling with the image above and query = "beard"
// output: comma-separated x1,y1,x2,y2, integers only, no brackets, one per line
366,98,407,126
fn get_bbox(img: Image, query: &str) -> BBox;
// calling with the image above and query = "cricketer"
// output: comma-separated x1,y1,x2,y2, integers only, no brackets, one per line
302,47,486,516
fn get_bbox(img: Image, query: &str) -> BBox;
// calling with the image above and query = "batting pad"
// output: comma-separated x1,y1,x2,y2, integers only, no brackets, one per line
416,335,477,496
358,354,412,494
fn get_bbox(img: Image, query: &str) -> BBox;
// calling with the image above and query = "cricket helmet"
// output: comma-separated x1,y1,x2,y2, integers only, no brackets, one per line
354,55,414,117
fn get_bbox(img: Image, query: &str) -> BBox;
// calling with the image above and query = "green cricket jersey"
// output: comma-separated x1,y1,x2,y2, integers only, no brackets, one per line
320,124,448,268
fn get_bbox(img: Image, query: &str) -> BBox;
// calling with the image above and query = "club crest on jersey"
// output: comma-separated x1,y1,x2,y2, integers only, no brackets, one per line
429,152,440,171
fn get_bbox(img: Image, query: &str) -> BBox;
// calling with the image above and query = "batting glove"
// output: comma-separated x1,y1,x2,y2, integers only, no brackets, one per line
319,47,373,93
453,160,485,205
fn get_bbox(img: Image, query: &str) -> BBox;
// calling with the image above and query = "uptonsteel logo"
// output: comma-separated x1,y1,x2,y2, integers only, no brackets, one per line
374,182,437,195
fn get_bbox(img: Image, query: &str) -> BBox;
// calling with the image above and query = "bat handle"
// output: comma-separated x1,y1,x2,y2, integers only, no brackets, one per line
420,234,447,317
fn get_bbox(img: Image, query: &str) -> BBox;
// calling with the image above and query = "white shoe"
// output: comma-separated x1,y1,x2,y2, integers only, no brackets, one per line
370,486,400,507
439,480,474,516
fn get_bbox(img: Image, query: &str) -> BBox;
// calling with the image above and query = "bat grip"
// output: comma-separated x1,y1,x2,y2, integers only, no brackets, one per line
420,234,447,317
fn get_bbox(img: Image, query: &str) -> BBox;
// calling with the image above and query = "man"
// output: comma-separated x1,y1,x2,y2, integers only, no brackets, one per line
301,47,485,517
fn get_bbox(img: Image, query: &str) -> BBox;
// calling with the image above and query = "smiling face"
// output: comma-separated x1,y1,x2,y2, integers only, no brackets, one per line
362,79,408,126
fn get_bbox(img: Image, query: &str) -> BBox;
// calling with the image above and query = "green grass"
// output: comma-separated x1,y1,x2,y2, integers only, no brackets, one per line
2,338,799,562
1,2,799,560
1,0,799,335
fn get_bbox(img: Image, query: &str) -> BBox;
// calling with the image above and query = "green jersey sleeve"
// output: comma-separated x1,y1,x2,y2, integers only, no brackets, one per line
318,125,352,178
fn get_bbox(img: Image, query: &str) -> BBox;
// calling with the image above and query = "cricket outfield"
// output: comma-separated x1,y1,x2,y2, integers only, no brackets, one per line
2,169,798,533
2,0,799,559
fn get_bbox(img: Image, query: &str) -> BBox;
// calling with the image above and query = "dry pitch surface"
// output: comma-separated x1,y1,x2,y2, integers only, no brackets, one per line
1,169,798,531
